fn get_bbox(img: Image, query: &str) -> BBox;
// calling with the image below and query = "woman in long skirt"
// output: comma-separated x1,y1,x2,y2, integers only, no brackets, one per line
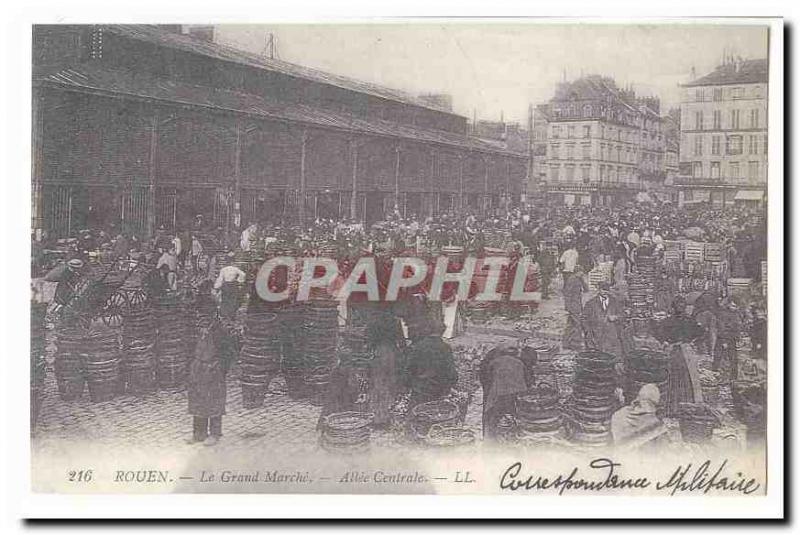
366,308,405,427
652,297,705,417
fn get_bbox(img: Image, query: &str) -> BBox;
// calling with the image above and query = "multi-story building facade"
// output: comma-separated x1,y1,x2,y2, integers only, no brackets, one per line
658,108,681,203
534,75,665,206
32,25,526,238
676,58,768,207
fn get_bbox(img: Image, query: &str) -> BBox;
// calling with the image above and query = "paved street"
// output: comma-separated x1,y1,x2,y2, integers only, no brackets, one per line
31,289,752,457
32,296,568,457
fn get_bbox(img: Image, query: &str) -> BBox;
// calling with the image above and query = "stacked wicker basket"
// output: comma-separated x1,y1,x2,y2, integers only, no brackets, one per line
54,322,87,401
280,303,307,399
320,411,373,453
624,350,669,405
300,299,340,404
565,350,618,446
628,255,656,320
84,328,121,403
516,382,562,439
239,311,282,408
409,400,460,442
677,402,719,443
154,295,192,391
121,303,157,395
30,303,48,428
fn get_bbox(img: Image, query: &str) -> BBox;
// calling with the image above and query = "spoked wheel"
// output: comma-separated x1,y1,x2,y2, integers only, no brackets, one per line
127,288,148,308
101,291,127,327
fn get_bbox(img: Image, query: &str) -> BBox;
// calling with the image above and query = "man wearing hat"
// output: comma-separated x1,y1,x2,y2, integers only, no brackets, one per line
582,281,626,357
50,258,86,306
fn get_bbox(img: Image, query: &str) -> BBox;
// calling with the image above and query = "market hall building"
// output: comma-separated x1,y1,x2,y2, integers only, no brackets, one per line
32,25,527,238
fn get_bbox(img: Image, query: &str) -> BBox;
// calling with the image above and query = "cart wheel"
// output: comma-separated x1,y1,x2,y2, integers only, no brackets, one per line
102,310,124,328
107,290,127,310
75,314,92,332
128,289,148,307
102,291,127,327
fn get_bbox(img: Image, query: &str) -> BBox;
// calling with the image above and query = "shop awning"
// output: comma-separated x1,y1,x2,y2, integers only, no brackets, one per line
734,190,765,201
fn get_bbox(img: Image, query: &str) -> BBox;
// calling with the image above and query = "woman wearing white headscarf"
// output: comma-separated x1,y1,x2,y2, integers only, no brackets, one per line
611,383,662,445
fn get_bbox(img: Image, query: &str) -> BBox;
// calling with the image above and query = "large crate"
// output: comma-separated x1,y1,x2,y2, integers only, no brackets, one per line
704,243,723,263
684,241,705,263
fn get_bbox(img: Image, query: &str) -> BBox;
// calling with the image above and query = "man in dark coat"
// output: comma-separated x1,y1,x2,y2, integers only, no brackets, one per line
536,248,555,300
187,319,231,446
582,281,626,357
714,299,743,380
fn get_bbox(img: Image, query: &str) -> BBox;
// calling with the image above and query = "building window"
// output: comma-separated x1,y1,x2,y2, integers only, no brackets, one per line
581,143,590,159
695,111,703,130
711,135,721,155
713,88,723,101
694,135,703,156
550,143,560,159
566,144,575,159
726,135,743,155
710,161,721,179
730,109,741,130
568,126,575,139
764,134,768,154
748,161,759,180
692,162,703,178
731,87,743,99
581,166,590,183
713,110,721,130
552,126,560,138
748,135,759,155
583,125,591,138
565,165,575,182
549,165,560,181
582,105,592,118
750,109,759,129
729,162,740,179
695,88,704,102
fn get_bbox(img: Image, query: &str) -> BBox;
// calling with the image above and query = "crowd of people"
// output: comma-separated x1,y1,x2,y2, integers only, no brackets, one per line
33,199,768,448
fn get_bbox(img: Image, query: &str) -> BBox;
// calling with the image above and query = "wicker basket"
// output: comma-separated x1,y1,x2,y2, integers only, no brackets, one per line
678,403,719,443
425,424,476,448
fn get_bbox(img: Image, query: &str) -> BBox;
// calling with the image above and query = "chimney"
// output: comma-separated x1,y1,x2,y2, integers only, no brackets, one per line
185,25,215,43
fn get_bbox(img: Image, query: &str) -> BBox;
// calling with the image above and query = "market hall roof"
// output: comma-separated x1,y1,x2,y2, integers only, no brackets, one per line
683,58,769,87
36,63,524,157
102,25,453,115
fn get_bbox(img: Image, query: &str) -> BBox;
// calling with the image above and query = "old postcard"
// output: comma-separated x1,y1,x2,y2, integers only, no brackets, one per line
24,18,783,517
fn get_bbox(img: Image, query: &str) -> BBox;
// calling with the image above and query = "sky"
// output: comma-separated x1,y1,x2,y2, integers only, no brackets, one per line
214,23,769,125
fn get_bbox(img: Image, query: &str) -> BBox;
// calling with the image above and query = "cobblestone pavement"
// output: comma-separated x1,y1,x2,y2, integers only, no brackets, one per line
32,339,496,458
30,288,755,458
